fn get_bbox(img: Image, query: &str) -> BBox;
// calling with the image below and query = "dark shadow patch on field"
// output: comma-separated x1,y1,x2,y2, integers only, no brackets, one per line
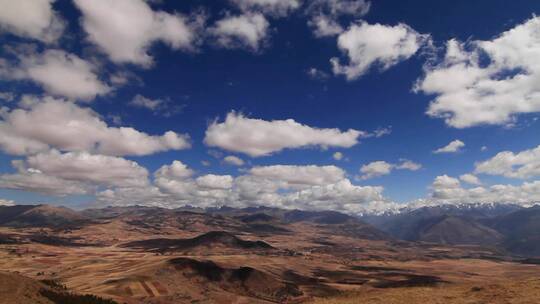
170,257,225,281
168,258,303,302
312,267,445,289
373,274,445,288
0,233,21,244
519,258,540,265
28,234,100,247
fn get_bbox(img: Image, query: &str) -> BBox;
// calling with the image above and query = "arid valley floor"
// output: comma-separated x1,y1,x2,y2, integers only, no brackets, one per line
1,204,540,304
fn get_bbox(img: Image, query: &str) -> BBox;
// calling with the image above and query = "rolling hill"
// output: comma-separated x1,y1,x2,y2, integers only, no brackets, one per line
123,231,274,253
0,205,87,228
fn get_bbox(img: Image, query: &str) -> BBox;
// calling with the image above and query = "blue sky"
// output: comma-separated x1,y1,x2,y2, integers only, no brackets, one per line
0,0,540,213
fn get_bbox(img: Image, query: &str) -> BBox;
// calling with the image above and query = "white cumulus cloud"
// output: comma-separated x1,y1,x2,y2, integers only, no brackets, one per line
359,161,393,180
307,0,371,37
210,13,269,51
224,155,245,166
331,22,428,80
416,17,540,128
0,96,190,156
95,161,396,214
0,0,65,43
308,0,371,17
309,15,344,37
24,150,149,188
0,164,90,196
433,139,465,154
196,174,234,190
74,0,200,67
360,159,421,179
230,0,301,17
129,94,182,116
459,173,481,185
249,165,345,187
408,174,540,208
0,49,110,101
154,160,194,180
396,159,422,171
204,111,362,157
475,145,540,179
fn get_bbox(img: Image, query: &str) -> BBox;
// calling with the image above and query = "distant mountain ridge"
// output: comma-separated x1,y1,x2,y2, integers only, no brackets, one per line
487,206,540,256
2,202,540,257
363,203,540,256
412,215,503,245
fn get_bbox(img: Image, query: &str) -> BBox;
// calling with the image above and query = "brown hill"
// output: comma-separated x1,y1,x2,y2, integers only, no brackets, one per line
78,205,389,241
216,208,390,240
0,271,53,304
0,271,117,304
168,258,302,302
0,205,87,228
123,231,274,253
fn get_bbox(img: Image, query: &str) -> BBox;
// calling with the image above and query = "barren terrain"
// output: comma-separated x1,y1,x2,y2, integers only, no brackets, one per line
1,205,539,304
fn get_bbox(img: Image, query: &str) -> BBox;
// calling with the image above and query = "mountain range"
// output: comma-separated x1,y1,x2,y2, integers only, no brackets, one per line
1,202,539,257
362,203,540,256
1,202,540,304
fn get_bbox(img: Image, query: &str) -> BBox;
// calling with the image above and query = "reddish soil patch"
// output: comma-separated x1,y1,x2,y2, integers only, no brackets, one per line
152,281,167,295
139,281,155,297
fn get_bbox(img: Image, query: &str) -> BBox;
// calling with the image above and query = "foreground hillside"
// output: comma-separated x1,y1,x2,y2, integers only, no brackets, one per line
0,271,117,304
0,204,539,304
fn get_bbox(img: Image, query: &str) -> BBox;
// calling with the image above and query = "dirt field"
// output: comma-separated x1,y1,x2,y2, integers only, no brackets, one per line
1,210,539,304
